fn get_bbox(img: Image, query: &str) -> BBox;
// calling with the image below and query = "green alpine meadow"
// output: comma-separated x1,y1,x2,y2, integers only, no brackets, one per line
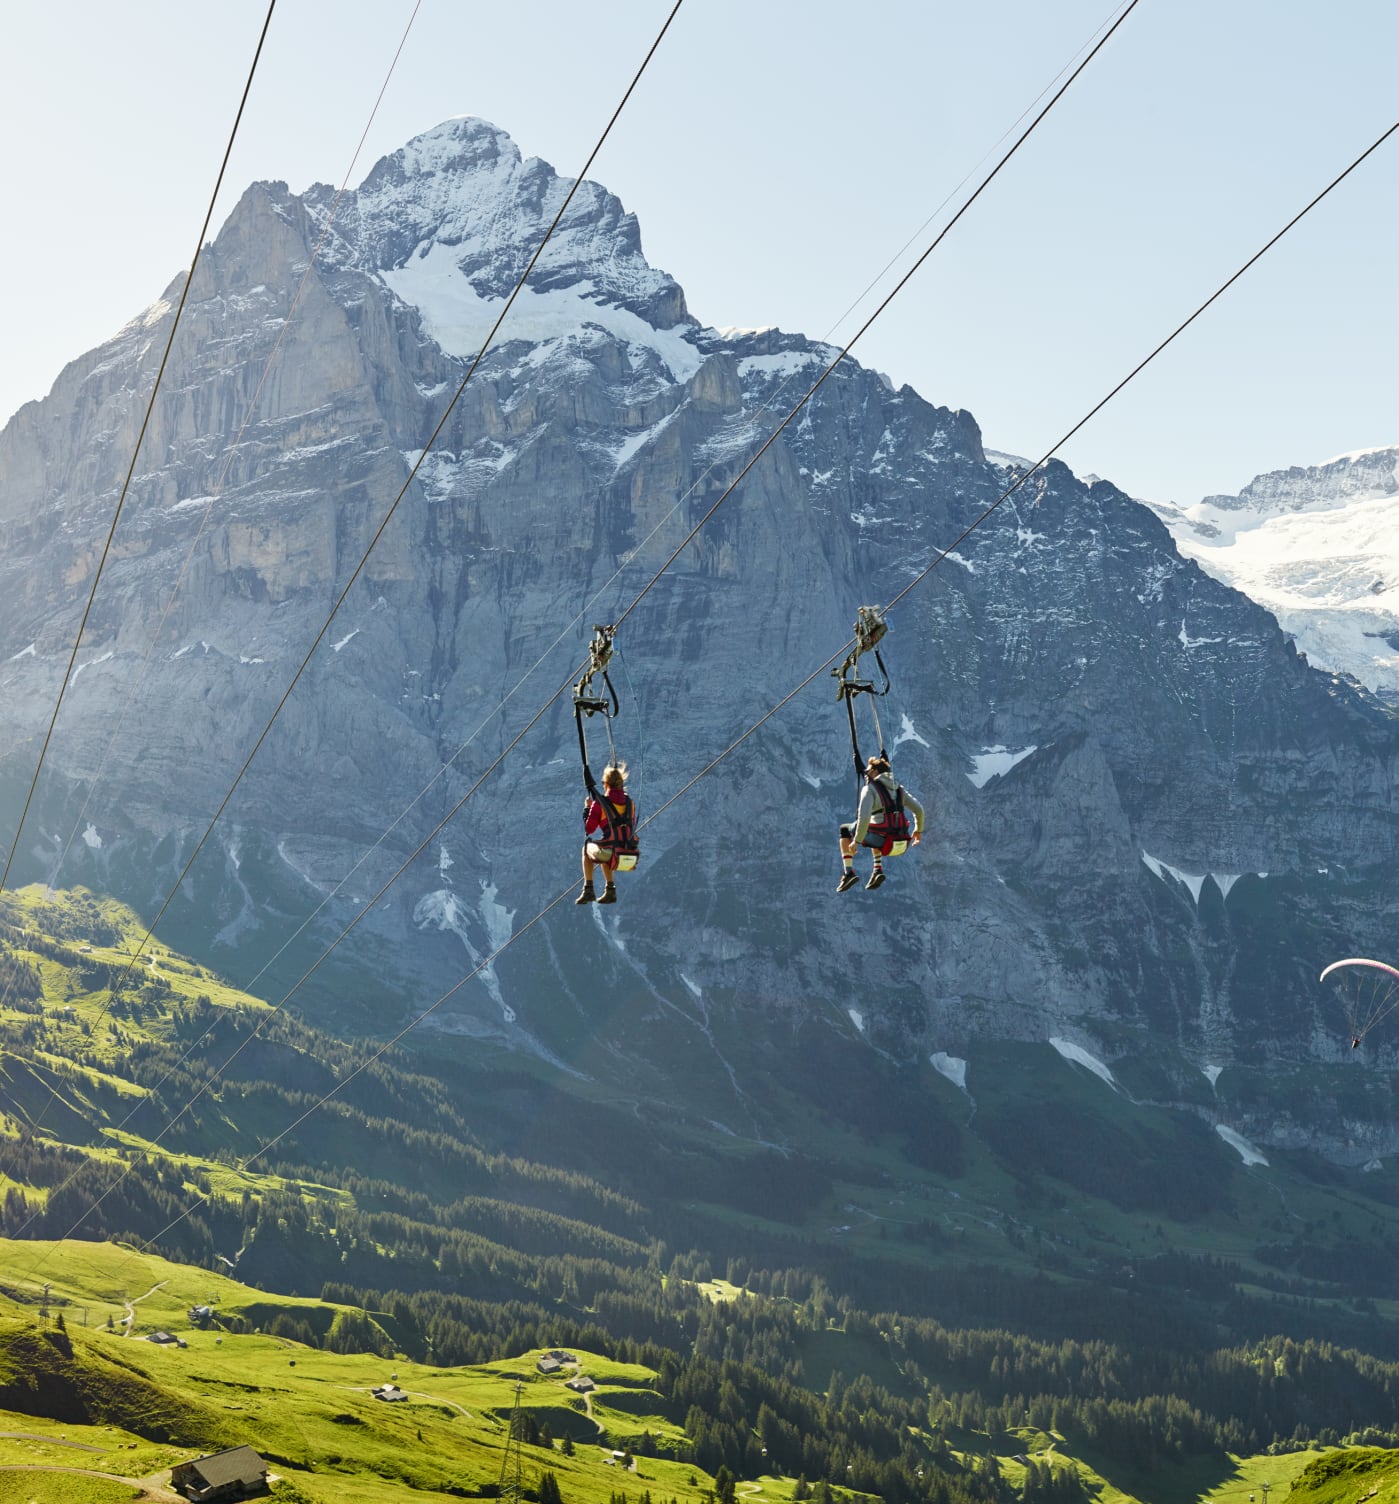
3,15,1399,1499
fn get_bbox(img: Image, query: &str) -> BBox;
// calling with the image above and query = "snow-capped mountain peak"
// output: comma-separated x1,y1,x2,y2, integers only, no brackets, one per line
316,117,699,380
1199,446,1399,516
1148,446,1399,696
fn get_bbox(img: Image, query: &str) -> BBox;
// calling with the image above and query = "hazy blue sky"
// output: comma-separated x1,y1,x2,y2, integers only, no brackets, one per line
2,0,1394,504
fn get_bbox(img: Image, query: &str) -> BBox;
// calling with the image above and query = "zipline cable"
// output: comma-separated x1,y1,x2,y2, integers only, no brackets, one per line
56,0,686,1033
127,0,1139,1021
4,0,694,1244
876,118,1399,625
40,0,426,912
822,0,1131,355
0,2,279,1190
0,1,278,900
193,0,1142,1004
612,0,1142,631
66,111,1399,1287
0,0,426,1177
4,0,1131,1064
13,0,1139,1259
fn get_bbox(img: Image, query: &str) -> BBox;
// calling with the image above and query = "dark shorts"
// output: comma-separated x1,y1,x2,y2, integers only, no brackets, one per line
840,824,883,849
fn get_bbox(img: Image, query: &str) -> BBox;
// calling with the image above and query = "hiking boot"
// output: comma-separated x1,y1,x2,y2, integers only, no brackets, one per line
836,871,859,894
866,869,886,890
598,885,617,905
575,885,597,905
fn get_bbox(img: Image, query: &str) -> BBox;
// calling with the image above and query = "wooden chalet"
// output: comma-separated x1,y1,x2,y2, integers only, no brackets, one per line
171,1444,268,1501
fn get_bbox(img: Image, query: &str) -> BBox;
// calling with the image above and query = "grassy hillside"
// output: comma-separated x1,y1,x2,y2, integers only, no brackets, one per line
6,889,1399,1502
0,1238,1396,1504
5,883,1399,1357
0,1240,700,1503
1289,1450,1399,1504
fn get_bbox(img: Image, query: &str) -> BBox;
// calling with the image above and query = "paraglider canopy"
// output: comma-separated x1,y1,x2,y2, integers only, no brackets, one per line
1318,958,1399,986
1318,958,1399,1048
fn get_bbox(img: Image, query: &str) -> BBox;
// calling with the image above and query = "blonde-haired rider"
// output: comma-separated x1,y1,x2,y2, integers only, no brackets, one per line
577,763,633,905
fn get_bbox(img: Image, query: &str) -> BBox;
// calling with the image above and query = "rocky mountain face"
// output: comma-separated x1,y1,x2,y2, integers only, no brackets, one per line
1146,447,1399,701
2,117,1397,1164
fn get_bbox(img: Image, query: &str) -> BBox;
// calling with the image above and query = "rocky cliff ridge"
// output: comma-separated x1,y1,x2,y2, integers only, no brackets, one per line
1,119,1396,1160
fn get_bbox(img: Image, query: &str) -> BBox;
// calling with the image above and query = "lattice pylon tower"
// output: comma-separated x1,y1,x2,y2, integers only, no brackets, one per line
498,1379,525,1504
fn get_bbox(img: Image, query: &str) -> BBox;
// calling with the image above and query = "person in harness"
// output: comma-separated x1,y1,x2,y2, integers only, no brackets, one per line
837,755,923,892
577,763,637,905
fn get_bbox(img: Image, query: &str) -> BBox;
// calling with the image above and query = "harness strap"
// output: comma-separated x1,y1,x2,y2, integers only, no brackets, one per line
870,778,906,822
589,794,637,858
840,681,865,777
839,679,890,777
575,699,602,801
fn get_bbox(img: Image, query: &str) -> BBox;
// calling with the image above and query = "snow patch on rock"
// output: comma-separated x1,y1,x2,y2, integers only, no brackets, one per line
277,840,335,897
1142,852,1252,905
930,1052,967,1090
610,407,682,470
1050,1037,1116,1088
967,746,1036,788
1141,850,1207,903
71,650,114,684
414,887,513,1019
382,241,701,382
738,350,826,381
1216,1123,1268,1166
893,714,930,752
479,880,515,957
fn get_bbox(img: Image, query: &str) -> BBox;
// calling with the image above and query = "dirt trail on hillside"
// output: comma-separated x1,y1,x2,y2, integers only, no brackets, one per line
120,1279,168,1335
0,1461,182,1501
407,1388,472,1418
337,1383,474,1419
0,1431,103,1452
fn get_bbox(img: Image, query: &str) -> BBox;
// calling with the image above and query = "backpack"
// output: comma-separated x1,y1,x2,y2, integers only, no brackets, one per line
869,779,912,857
590,792,640,872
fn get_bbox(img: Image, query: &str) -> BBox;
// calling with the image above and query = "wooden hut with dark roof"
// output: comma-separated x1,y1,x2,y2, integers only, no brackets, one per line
171,1444,268,1501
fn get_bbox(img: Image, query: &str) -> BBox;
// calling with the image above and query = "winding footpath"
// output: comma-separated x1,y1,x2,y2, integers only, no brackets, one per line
0,1462,182,1501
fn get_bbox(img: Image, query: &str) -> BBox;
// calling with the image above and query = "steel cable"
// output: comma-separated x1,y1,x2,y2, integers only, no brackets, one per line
15,0,1142,1269
72,111,1399,1283
0,2,278,898
45,0,687,1049
0,1,279,1188
0,0,426,1182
